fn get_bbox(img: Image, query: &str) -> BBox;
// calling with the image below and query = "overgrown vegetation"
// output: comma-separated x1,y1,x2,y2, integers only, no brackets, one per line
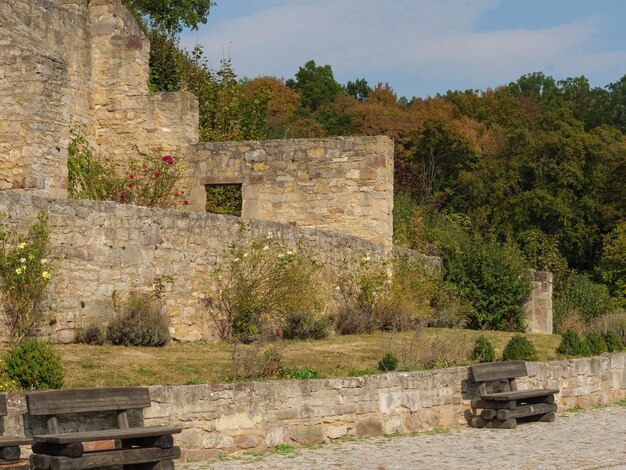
0,214,52,341
68,129,188,209
209,236,324,343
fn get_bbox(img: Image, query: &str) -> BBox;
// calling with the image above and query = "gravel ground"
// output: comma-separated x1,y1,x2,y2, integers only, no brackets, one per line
178,406,626,470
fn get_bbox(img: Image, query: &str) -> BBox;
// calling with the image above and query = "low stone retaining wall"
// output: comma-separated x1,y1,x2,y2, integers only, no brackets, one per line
5,353,625,462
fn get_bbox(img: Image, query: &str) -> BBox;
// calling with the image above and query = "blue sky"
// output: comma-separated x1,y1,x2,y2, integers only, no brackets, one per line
181,0,626,99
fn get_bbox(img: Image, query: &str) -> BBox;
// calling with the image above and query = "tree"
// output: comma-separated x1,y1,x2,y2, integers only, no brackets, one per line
345,78,370,101
122,0,213,34
287,60,342,113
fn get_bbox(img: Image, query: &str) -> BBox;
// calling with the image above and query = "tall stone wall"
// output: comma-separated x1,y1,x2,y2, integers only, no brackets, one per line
0,192,392,342
191,136,395,247
3,354,625,461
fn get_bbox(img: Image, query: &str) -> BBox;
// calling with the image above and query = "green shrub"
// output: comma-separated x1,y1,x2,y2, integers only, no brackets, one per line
5,339,64,390
604,330,623,352
107,291,171,347
471,335,496,363
598,222,626,304
0,214,52,341
556,330,592,357
283,313,328,340
441,234,532,331
553,273,617,333
585,331,608,355
75,323,105,345
210,237,324,343
501,334,538,361
378,352,399,372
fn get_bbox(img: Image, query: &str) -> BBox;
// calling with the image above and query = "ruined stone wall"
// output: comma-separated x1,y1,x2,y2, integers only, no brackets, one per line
0,0,199,196
0,192,391,342
525,270,553,334
4,353,625,461
191,136,395,247
0,0,91,196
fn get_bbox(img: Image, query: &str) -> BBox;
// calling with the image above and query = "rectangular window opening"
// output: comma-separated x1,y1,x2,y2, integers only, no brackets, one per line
205,184,242,217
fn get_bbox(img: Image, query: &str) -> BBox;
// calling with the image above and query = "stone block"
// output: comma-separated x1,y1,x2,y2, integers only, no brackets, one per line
290,424,325,445
355,416,384,437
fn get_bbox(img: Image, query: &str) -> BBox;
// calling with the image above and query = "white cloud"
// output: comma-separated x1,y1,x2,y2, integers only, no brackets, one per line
180,0,622,95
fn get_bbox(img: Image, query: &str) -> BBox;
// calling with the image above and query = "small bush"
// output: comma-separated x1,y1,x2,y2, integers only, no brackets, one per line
107,291,171,347
585,331,608,355
428,280,471,328
556,330,591,357
281,367,322,380
75,323,105,345
471,335,496,363
502,335,538,361
0,359,19,392
378,352,399,372
5,339,64,390
283,313,328,340
228,342,284,380
604,330,623,352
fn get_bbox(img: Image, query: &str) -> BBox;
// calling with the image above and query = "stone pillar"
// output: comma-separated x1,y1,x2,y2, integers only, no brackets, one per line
524,270,553,334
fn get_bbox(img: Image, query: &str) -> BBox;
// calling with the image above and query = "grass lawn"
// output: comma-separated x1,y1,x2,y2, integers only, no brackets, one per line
35,328,562,388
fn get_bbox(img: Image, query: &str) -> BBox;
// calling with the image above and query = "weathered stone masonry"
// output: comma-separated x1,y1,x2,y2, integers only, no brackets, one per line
3,354,625,461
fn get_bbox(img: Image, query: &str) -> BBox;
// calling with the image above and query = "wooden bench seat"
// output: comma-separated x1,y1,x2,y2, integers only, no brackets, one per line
27,387,181,470
0,395,31,464
469,361,559,429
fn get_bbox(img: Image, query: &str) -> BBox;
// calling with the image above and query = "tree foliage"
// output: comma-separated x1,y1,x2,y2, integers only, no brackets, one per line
123,0,213,34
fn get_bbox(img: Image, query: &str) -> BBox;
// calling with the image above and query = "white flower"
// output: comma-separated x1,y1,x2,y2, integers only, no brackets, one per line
278,253,285,259
335,286,341,291
21,265,26,271
286,250,293,256
233,257,240,263
243,253,248,258
19,258,26,263
40,259,48,265
263,245,269,251
266,232,273,240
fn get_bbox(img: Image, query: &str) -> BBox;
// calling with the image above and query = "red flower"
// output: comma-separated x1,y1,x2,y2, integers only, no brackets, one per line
175,192,179,197
120,193,126,200
184,200,189,205
154,172,160,177
161,155,174,165
129,174,134,180
128,183,133,188
181,191,184,195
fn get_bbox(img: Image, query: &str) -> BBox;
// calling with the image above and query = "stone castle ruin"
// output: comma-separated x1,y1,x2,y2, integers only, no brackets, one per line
0,0,550,341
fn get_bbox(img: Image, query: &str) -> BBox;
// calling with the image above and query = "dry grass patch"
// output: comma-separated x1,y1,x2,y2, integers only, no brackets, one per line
9,329,562,388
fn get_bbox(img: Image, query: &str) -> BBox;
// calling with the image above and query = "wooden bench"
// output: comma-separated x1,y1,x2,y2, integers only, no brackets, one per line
0,394,31,464
26,387,181,470
469,361,559,429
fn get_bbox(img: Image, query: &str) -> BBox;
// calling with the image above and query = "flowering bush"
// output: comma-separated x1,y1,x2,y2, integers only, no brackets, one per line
0,214,52,341
209,236,324,343
68,130,188,208
333,254,436,334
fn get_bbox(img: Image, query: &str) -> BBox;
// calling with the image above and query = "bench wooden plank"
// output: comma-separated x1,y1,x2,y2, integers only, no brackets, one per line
470,361,527,382
0,436,32,447
0,396,7,417
481,388,560,401
496,402,557,420
471,399,516,410
470,417,517,429
27,388,151,415
31,447,180,470
33,426,181,445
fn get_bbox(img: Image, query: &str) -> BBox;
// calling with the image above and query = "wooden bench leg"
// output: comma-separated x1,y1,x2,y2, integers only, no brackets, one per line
470,417,517,429
0,446,21,462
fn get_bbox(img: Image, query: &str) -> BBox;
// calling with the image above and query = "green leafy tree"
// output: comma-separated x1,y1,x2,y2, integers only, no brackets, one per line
122,0,214,34
345,78,370,101
598,222,626,303
287,60,342,113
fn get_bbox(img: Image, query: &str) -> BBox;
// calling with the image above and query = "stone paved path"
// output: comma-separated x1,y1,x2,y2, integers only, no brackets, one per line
179,406,626,469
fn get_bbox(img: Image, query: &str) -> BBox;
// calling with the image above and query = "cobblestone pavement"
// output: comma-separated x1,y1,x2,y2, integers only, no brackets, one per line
179,406,626,470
